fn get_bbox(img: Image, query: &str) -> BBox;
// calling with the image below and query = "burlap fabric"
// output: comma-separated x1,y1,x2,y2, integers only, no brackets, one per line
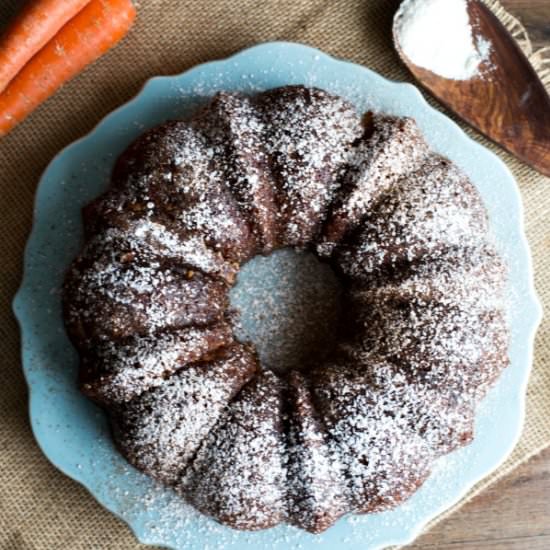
0,1,548,548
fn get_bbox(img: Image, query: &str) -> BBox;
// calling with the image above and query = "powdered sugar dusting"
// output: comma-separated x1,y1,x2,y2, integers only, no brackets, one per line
395,0,493,80
229,248,342,374
318,114,430,257
81,322,233,403
63,84,510,535
112,343,257,485
286,371,348,532
259,87,362,247
336,154,489,278
180,371,288,529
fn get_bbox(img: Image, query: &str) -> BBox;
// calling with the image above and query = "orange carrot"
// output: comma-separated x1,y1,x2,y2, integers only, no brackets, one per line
0,0,92,93
0,0,136,137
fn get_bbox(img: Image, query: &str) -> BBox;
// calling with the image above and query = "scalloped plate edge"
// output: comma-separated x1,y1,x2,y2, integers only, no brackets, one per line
12,41,543,550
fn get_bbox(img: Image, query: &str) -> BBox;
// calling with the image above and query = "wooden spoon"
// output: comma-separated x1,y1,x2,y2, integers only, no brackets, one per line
393,0,550,177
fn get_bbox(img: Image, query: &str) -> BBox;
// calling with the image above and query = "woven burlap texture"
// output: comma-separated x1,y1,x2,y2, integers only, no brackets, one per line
0,1,548,549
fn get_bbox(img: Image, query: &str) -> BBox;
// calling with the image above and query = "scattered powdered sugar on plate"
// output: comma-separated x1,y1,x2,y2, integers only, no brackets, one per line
394,0,493,80
229,249,342,373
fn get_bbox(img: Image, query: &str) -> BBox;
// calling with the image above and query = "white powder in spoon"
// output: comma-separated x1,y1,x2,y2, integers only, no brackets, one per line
394,0,492,80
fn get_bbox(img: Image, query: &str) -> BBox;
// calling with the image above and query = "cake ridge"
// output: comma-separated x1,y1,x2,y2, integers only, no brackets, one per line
256,86,363,248
111,342,259,486
317,113,431,257
79,321,235,404
193,91,280,252
284,369,349,532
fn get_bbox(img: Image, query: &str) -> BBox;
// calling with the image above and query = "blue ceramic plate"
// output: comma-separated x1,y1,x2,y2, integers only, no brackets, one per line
13,42,542,550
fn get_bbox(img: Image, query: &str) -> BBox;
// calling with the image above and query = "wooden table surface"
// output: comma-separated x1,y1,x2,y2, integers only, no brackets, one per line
409,2,550,548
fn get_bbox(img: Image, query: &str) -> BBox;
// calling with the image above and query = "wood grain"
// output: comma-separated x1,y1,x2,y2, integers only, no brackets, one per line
408,446,550,549
394,0,550,176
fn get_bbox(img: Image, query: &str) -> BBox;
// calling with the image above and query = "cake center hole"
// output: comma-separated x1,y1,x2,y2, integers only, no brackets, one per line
229,248,342,374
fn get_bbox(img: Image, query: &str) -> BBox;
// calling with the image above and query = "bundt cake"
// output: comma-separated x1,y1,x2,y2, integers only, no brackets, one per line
63,85,509,533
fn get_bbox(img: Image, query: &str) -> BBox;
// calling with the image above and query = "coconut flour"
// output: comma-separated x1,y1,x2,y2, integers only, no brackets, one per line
394,0,492,80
